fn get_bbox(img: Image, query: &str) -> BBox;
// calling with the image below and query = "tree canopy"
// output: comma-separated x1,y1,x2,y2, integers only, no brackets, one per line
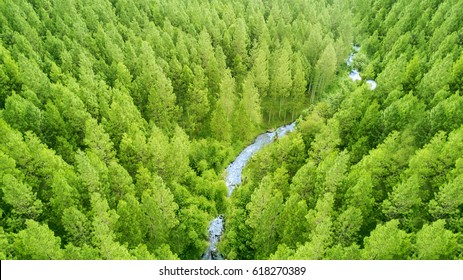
1,0,463,260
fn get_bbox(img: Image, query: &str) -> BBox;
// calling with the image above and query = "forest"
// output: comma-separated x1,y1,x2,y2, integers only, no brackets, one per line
0,0,462,260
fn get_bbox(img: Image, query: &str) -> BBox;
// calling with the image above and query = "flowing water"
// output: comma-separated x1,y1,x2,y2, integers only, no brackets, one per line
366,80,377,90
202,45,374,260
348,46,377,90
202,122,296,260
349,69,362,82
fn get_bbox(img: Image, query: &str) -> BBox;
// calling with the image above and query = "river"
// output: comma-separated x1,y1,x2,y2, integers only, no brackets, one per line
202,122,296,260
202,46,374,260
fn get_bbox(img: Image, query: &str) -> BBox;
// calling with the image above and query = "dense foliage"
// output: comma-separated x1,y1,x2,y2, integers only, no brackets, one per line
0,0,350,259
220,0,463,260
1,0,461,260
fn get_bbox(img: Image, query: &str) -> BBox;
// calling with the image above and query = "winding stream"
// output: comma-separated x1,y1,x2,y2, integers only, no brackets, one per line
202,122,296,260
202,45,375,260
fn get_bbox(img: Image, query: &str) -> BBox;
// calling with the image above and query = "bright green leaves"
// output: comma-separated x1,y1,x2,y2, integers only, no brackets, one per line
311,43,337,100
89,193,132,260
182,65,210,136
334,207,363,247
102,88,146,147
251,42,270,98
132,42,179,131
145,66,179,132
0,227,9,259
1,174,43,224
269,41,292,121
382,93,426,137
84,118,115,163
429,174,463,224
220,0,463,261
362,220,411,260
62,207,91,247
116,194,143,249
279,194,309,248
141,187,179,250
246,177,284,259
309,119,341,164
13,220,63,260
292,193,335,260
172,204,209,260
382,180,422,232
235,74,263,142
0,0,358,262
1,0,462,262
418,55,454,103
290,54,308,120
0,43,20,108
415,220,458,260
210,69,236,142
3,94,43,135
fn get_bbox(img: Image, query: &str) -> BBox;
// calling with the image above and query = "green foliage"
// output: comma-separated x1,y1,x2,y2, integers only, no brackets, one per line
2,174,43,224
415,220,459,260
1,0,462,260
220,0,463,261
3,94,43,135
13,220,63,260
246,177,284,258
362,220,411,260
141,186,179,250
292,193,335,260
62,207,91,247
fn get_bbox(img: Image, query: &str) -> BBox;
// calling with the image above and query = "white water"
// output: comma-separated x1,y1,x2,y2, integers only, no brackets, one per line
202,122,296,259
348,46,377,90
225,122,296,196
366,80,377,90
349,69,362,81
204,215,224,259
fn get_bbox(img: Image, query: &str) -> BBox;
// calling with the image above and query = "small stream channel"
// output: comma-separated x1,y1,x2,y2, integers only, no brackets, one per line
202,122,296,260
202,45,376,260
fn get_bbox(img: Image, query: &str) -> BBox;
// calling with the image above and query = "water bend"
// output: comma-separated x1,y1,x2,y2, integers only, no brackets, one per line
202,122,296,260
